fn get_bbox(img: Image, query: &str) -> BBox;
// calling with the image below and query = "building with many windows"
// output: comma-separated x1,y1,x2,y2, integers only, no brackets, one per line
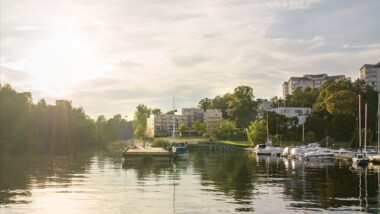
204,109,223,133
360,62,380,91
268,107,312,125
146,107,222,138
282,74,345,99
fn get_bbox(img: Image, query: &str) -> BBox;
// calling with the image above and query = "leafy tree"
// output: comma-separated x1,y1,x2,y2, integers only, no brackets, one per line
134,124,146,147
198,98,212,111
133,104,151,128
227,85,257,128
247,120,267,145
219,120,236,140
193,120,207,135
178,123,187,136
270,96,284,108
211,93,232,120
325,90,358,116
285,87,319,107
152,108,162,115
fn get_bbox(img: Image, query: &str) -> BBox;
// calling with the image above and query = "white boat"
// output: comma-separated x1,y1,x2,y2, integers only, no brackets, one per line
255,144,275,155
333,148,356,159
304,149,335,160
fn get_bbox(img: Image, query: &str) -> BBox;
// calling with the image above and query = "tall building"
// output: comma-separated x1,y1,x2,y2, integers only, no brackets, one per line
204,109,223,133
282,74,345,99
360,62,380,91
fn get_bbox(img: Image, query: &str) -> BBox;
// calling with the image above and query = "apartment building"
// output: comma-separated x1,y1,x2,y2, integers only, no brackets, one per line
360,62,380,91
282,74,345,99
204,109,223,133
146,114,187,138
146,107,223,138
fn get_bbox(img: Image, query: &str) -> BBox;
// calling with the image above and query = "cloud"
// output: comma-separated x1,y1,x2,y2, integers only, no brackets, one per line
0,66,31,82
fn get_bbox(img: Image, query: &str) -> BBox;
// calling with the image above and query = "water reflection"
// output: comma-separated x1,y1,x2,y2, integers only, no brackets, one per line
1,149,380,213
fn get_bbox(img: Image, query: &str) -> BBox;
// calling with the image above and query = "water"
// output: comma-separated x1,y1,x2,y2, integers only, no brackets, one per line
1,149,380,213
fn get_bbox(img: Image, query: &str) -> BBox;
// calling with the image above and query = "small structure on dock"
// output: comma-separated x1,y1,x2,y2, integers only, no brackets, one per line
122,147,173,161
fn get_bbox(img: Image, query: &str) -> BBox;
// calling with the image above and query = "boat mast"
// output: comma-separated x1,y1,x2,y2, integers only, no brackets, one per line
302,109,305,142
378,93,380,154
365,103,367,152
359,94,362,151
266,109,269,141
172,94,175,143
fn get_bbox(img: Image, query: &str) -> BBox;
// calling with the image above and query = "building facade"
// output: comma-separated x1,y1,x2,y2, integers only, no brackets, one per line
204,109,223,133
146,114,187,138
282,74,345,99
146,107,222,138
360,62,380,91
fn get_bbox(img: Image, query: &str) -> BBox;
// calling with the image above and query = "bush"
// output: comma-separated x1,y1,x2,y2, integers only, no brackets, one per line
151,139,170,148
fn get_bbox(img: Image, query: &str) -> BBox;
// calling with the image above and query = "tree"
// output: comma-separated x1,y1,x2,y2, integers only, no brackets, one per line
211,93,232,120
134,124,146,147
152,108,162,115
325,91,358,116
226,85,257,128
198,98,212,111
193,120,207,136
247,120,267,146
270,96,284,108
219,120,236,140
133,104,151,128
178,123,187,136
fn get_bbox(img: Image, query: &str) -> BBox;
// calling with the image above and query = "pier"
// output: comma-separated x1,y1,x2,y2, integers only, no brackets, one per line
122,147,173,161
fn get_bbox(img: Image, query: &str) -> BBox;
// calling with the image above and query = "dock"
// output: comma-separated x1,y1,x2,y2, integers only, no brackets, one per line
122,147,173,161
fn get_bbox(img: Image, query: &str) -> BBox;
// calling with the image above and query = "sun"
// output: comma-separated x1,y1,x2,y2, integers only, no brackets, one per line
13,29,101,96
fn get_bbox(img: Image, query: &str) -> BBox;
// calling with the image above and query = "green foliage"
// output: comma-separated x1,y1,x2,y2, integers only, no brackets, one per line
151,139,170,148
0,84,98,153
219,120,236,140
285,87,319,107
247,120,267,145
178,123,187,135
198,98,212,111
227,85,257,128
133,104,151,128
193,120,207,135
152,108,162,115
325,91,358,116
270,96,284,108
134,124,146,139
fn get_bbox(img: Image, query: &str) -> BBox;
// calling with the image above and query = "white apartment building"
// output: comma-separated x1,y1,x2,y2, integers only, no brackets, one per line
146,114,187,138
268,107,312,125
360,62,380,91
204,109,223,133
282,74,345,99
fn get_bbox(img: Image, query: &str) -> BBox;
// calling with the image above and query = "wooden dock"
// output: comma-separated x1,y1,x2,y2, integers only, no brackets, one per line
122,147,173,161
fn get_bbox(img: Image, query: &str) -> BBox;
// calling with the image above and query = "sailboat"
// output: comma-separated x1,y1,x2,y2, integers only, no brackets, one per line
368,93,380,163
171,95,188,160
255,109,277,155
352,94,369,165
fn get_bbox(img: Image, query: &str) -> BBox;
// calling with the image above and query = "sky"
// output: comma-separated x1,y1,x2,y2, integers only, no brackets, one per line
1,0,380,120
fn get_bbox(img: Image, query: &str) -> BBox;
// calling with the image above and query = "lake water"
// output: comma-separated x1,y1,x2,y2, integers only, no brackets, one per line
1,149,380,213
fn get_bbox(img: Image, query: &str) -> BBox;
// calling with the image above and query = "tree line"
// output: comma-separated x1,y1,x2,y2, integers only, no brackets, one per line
0,84,134,153
198,79,378,146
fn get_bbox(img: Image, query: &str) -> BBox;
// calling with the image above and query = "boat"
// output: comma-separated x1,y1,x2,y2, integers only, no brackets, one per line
352,95,369,165
170,95,188,160
254,143,275,155
304,149,335,160
172,146,188,160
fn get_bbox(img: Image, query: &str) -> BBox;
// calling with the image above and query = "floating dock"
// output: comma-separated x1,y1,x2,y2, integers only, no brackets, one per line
122,147,173,161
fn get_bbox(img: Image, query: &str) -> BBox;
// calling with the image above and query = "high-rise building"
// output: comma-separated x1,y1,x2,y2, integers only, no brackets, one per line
282,74,345,99
360,62,380,91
